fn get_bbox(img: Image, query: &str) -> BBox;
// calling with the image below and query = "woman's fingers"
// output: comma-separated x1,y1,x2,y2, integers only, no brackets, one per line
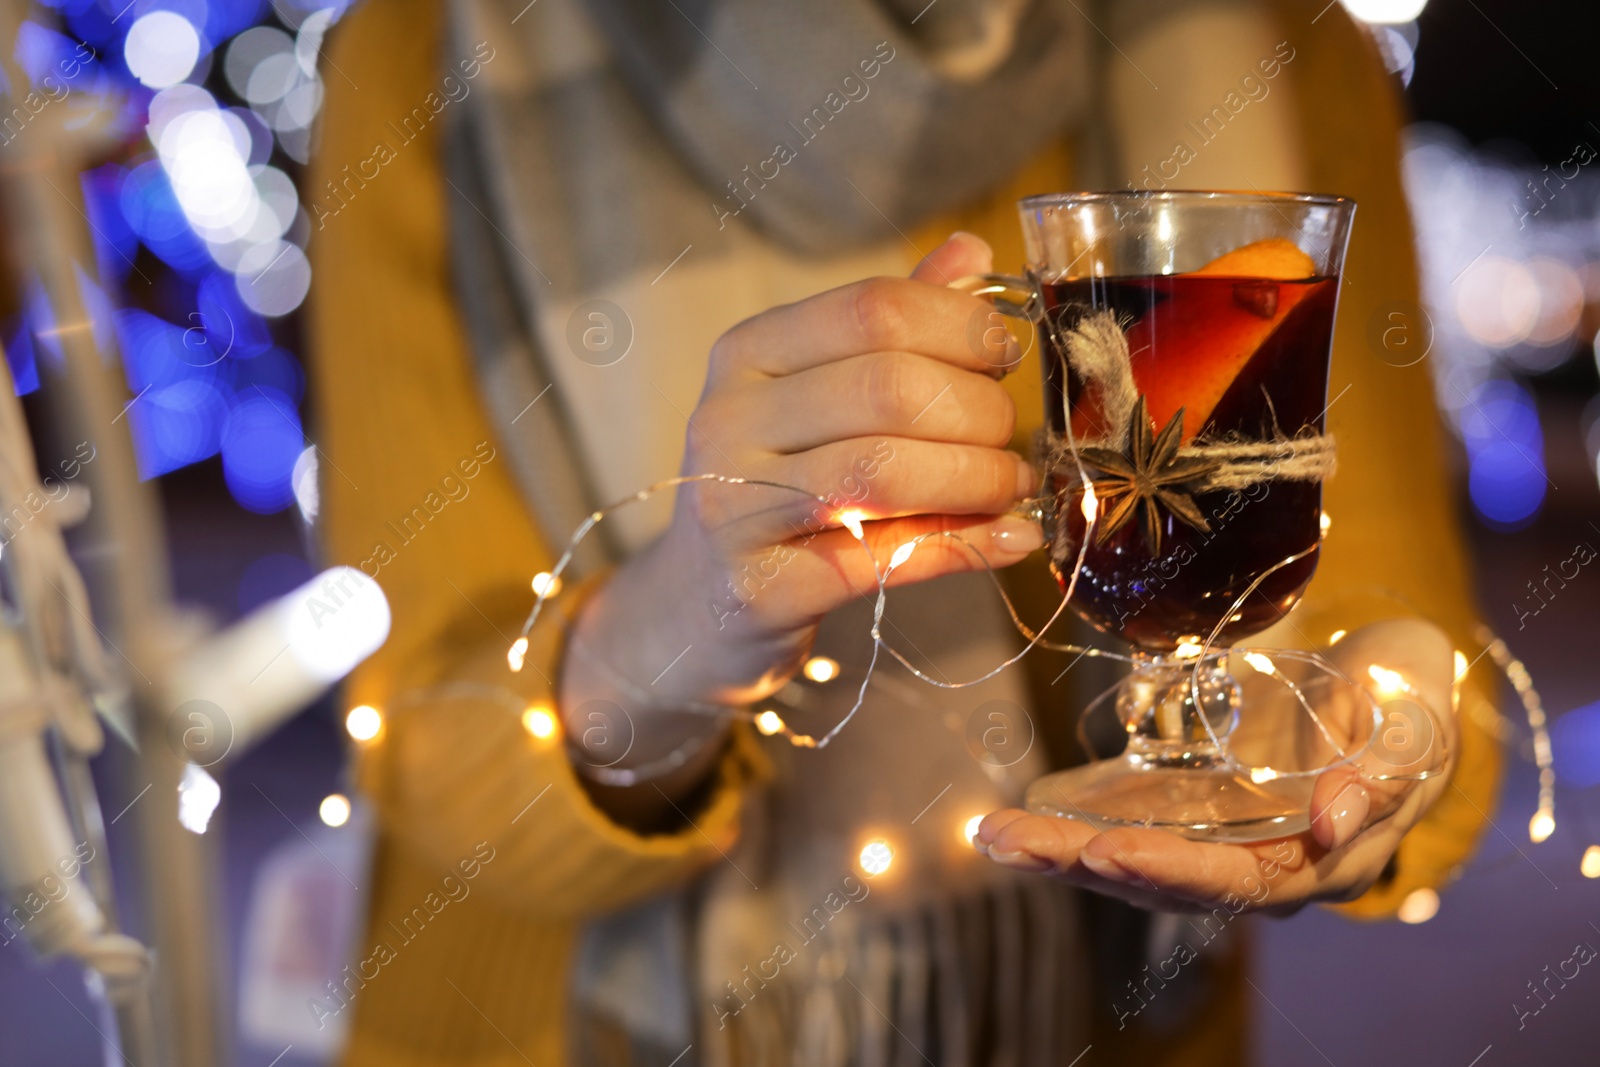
709,351,1016,455
726,511,1044,626
910,230,993,285
976,810,1325,912
974,812,1221,911
766,437,1033,525
711,275,1015,381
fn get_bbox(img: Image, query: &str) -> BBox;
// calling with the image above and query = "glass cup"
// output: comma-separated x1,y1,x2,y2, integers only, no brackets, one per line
959,191,1357,841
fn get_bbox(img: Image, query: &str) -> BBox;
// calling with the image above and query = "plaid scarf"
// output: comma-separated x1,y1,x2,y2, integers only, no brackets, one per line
441,0,1105,1062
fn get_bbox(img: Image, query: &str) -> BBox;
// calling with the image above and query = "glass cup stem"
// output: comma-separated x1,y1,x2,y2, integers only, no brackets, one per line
1115,654,1239,769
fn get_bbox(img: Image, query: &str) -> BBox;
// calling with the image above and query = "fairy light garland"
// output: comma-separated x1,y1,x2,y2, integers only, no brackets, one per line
498,444,1558,841
503,468,1362,790
1476,626,1557,844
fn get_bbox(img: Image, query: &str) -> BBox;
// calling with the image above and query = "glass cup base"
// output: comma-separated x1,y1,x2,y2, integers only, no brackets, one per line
1025,748,1315,843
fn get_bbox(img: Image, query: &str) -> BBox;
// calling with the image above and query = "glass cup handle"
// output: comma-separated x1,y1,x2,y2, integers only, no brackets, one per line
948,272,1045,323
949,273,1052,527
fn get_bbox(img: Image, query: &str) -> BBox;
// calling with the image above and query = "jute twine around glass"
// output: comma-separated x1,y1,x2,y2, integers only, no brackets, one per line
1040,310,1338,501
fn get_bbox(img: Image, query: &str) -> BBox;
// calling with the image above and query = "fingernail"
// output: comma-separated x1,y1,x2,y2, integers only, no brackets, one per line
990,514,1043,555
1079,849,1139,885
949,230,994,269
1325,784,1370,850
1013,456,1037,501
986,849,1053,873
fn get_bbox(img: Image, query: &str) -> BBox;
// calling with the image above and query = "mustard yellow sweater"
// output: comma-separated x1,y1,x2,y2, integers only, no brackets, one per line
308,4,1499,1065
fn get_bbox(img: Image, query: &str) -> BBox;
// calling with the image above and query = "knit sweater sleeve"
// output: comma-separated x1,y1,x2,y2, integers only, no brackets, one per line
1272,0,1503,917
306,0,759,921
919,2,1502,919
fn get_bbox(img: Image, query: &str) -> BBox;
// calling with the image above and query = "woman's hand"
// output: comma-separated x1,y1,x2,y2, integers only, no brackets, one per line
559,233,1042,799
974,620,1459,915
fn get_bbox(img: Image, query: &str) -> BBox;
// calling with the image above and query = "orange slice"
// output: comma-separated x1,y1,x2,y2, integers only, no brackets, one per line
1125,239,1319,441
1188,237,1317,280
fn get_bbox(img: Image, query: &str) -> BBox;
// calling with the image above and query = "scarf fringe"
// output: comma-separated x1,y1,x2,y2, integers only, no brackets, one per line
675,880,1080,1067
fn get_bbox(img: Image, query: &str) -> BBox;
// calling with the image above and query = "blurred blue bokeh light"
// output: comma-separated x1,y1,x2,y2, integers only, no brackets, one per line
1460,379,1546,529
220,389,301,513
4,0,348,512
1552,701,1600,789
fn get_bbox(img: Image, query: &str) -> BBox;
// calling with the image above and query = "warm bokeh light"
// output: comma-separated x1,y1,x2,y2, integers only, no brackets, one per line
963,815,984,844
754,710,785,736
837,509,867,539
522,704,558,740
859,839,894,877
1367,665,1407,698
1456,255,1540,348
1242,652,1276,675
1581,846,1600,880
1173,636,1204,659
1081,482,1099,525
1529,810,1556,844
1397,887,1439,924
532,572,563,598
508,636,529,673
345,704,382,742
319,793,351,827
1525,257,1584,347
1329,629,1348,644
803,656,840,683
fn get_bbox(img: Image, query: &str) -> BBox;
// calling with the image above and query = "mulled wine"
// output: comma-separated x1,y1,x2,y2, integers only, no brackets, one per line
1042,271,1339,650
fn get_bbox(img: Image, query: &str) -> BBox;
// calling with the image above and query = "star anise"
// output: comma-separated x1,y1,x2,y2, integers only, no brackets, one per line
1075,397,1219,552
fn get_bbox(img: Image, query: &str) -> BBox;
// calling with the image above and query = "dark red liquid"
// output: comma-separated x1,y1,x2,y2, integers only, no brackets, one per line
1042,273,1338,650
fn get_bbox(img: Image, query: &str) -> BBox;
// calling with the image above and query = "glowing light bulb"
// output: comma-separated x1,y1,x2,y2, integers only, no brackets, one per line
1174,636,1204,659
1397,887,1439,924
1242,652,1276,675
522,704,557,740
1081,482,1099,524
755,709,785,736
1329,629,1347,644
1367,665,1406,697
837,509,867,539
1453,650,1469,681
1249,766,1280,784
1529,810,1555,844
888,541,917,570
963,815,984,843
531,572,563,598
1581,846,1600,879
345,705,382,742
508,636,529,673
1319,511,1332,534
319,793,351,827
803,656,840,683
859,839,894,877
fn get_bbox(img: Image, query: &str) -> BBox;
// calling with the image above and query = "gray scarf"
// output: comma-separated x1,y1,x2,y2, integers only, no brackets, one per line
576,0,1089,253
441,0,1110,1062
